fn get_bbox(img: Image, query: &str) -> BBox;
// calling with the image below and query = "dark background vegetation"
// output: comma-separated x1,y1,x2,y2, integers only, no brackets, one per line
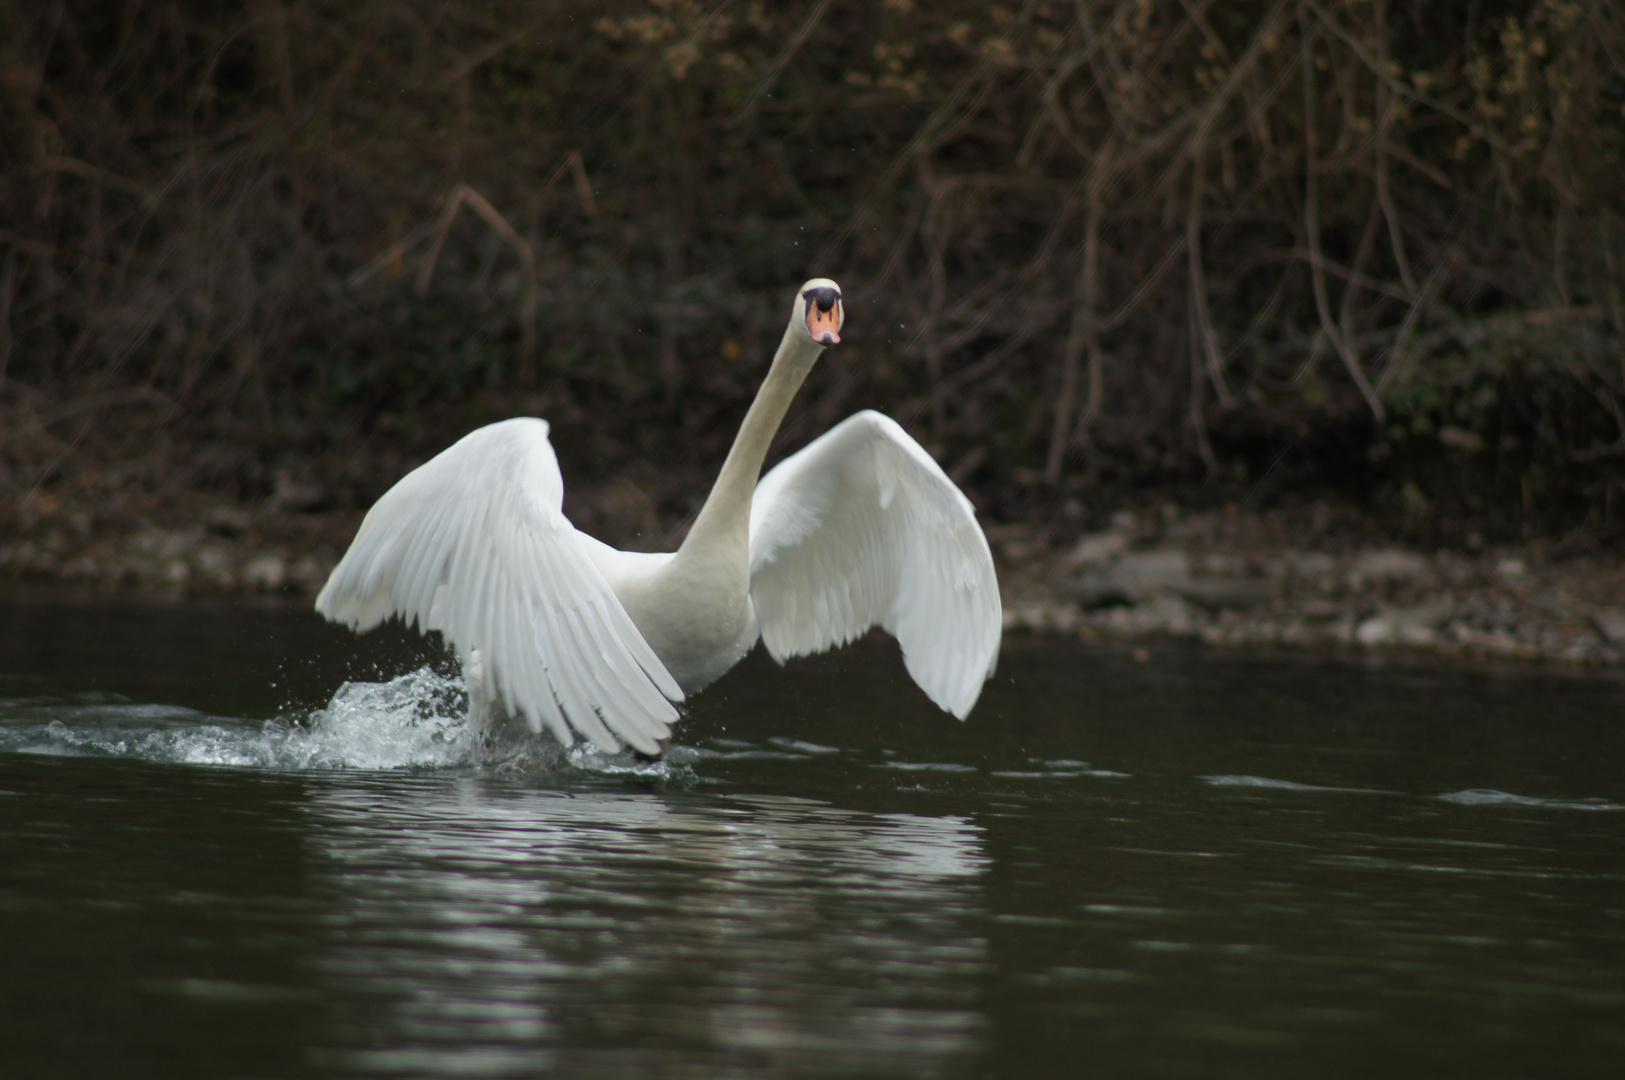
3,0,1624,551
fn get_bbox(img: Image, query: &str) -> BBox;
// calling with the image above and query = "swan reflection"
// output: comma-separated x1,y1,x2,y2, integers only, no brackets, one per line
305,779,989,1077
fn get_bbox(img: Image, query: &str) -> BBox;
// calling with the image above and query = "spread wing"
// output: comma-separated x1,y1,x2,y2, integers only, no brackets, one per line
314,417,682,754
748,411,1001,718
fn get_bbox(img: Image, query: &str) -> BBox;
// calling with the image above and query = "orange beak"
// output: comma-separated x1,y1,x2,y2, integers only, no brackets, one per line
806,302,842,346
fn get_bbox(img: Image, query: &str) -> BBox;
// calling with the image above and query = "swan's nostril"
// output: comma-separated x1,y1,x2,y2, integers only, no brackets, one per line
806,307,841,345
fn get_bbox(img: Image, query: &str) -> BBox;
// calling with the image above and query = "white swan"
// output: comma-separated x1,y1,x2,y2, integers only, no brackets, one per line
315,279,1001,755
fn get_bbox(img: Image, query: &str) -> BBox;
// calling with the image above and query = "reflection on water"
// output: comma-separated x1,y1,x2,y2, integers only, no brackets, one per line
306,781,987,1077
5,591,1625,1079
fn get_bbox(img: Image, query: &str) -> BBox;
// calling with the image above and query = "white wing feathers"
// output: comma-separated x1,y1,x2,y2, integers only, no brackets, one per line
314,418,682,755
748,410,1002,718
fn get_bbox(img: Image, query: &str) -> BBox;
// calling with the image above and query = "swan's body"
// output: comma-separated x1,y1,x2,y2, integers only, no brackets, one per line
316,280,1001,755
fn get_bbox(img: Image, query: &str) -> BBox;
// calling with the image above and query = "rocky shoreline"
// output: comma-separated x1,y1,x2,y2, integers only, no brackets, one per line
5,494,1625,672
1,490,356,598
995,507,1625,671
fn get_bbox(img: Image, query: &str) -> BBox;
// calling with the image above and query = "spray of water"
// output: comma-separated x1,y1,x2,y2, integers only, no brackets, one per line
0,666,683,778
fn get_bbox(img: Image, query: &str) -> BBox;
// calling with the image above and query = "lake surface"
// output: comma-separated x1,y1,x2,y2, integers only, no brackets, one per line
2,586,1624,1079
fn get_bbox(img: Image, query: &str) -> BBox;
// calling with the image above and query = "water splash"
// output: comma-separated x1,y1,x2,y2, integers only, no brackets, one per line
283,666,478,769
0,667,685,779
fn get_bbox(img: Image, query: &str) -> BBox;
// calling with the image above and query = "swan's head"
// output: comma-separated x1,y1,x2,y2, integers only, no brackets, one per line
796,278,844,347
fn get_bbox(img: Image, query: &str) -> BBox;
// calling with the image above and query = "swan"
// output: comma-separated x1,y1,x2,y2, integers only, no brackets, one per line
314,279,1001,755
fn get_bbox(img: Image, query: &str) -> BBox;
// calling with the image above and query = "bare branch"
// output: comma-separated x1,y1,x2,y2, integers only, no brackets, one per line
1301,4,1383,422
416,184,537,386
732,0,831,126
1048,136,1115,482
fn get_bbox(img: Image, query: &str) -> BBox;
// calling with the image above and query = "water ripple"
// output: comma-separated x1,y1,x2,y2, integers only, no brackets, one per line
1437,789,1625,811
1201,775,1392,794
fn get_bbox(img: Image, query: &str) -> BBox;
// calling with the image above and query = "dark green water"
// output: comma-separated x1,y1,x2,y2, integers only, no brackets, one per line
2,587,1623,1079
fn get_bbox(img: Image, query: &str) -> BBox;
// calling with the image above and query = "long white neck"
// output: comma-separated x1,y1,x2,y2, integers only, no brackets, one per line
677,322,824,566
